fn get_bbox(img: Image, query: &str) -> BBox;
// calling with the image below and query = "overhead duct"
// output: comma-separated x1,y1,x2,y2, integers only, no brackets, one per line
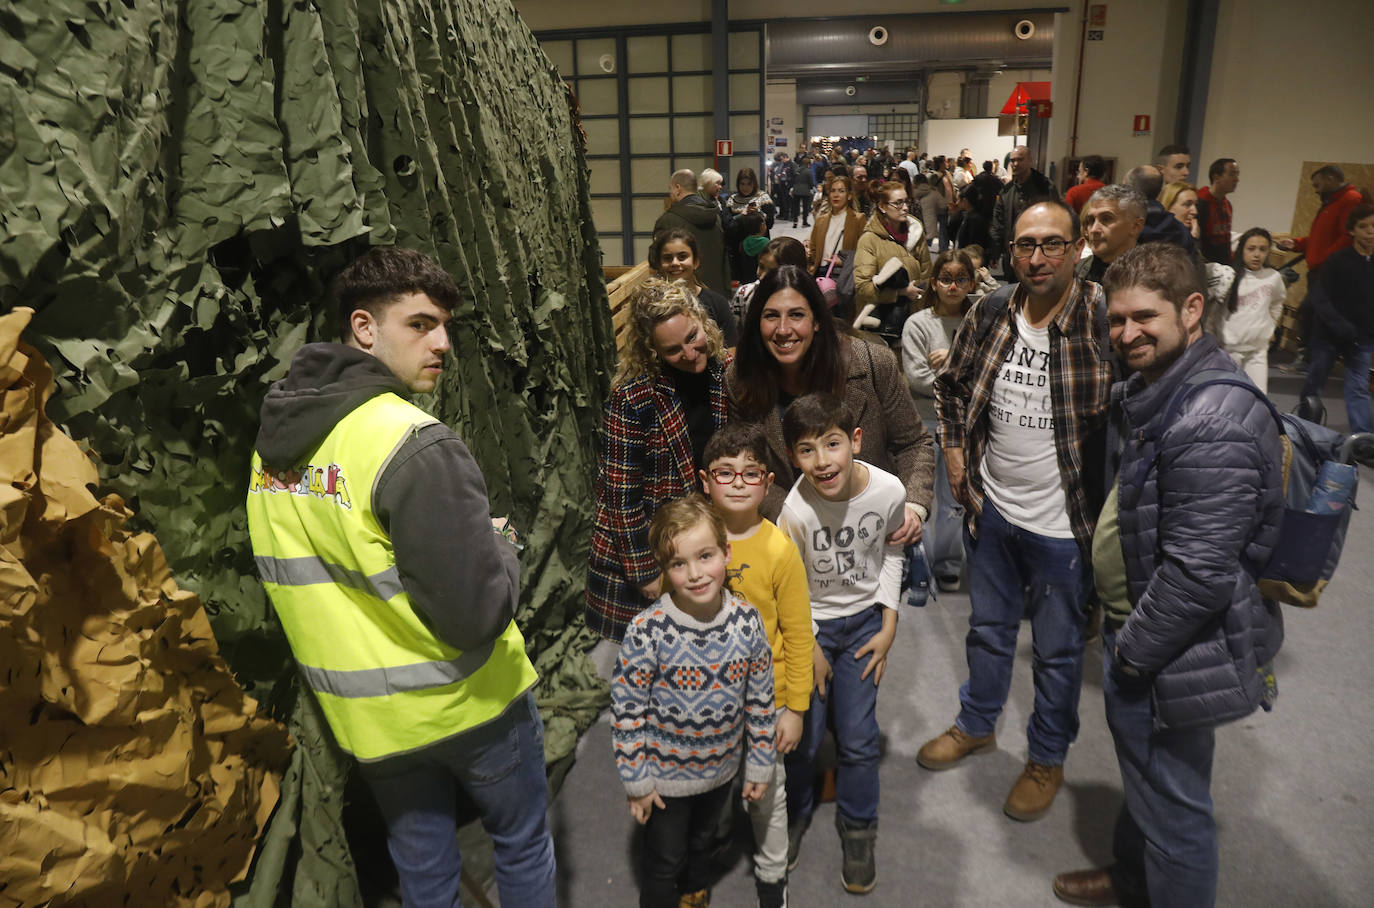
767,11,1057,79
796,81,918,106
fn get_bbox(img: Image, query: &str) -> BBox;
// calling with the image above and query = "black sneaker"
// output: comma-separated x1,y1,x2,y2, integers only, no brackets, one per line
786,815,810,872
836,817,877,894
755,876,788,908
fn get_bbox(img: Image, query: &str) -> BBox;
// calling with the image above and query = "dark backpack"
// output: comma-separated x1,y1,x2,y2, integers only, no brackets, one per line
1141,369,1358,608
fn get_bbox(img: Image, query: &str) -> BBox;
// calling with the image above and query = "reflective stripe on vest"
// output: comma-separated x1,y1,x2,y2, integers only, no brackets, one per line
246,391,536,761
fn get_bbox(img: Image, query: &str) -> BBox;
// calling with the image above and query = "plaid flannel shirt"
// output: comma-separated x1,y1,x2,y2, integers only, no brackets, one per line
586,363,729,640
934,278,1113,555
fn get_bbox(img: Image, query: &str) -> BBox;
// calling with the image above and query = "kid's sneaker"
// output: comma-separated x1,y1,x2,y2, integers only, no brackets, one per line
755,876,787,908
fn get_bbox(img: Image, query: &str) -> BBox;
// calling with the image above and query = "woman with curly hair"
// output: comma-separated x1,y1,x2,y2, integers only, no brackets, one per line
585,278,729,641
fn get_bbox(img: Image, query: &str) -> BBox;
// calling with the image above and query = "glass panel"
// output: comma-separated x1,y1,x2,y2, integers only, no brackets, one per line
626,35,668,73
631,158,674,194
634,234,656,266
728,31,760,70
673,156,712,177
628,77,670,115
672,116,711,155
633,198,670,237
672,33,711,71
576,37,617,76
730,114,761,158
590,198,622,233
574,78,617,116
582,119,620,157
541,40,574,77
729,73,759,112
598,235,625,268
588,160,620,195
672,75,712,114
629,117,671,151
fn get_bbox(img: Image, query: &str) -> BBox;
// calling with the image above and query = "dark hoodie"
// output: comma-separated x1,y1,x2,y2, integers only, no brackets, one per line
254,343,519,652
1138,200,1196,252
653,193,731,294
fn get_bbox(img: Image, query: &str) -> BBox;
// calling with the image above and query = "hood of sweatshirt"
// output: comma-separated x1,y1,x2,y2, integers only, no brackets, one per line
254,343,411,469
1139,200,1196,252
668,193,722,229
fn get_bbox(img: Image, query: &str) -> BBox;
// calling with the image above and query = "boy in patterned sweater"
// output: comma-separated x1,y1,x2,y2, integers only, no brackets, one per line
612,495,776,908
699,423,813,908
778,392,908,896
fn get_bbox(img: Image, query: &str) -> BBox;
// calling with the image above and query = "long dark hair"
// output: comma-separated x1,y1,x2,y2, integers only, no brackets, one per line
1225,227,1272,314
733,265,847,419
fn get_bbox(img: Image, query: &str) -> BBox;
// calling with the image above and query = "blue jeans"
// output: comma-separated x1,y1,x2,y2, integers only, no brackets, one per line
926,423,967,579
360,691,556,907
1103,629,1218,908
786,605,884,826
956,500,1089,765
1302,341,1373,434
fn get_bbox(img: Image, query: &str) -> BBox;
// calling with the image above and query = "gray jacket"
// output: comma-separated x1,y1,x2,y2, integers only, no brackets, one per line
1112,334,1284,731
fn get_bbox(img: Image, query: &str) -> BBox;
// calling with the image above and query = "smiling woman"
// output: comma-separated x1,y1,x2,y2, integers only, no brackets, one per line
726,265,935,533
586,278,730,642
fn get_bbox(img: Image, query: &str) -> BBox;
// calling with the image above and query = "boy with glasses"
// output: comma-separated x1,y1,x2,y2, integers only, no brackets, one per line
699,423,813,908
922,200,1115,823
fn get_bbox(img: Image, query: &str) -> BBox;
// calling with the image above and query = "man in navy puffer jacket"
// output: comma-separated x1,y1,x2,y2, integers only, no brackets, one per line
1053,243,1284,908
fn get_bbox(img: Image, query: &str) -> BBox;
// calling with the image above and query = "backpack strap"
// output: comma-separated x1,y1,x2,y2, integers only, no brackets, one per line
1132,369,1286,491
972,282,1019,347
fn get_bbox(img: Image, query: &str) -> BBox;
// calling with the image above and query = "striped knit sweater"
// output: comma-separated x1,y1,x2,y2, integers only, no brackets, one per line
611,592,776,798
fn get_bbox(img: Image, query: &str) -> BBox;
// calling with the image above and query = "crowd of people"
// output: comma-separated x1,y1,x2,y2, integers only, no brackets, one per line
243,137,1371,908
583,143,1372,908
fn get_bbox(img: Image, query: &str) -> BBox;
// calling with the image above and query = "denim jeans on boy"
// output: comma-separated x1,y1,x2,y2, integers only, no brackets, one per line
955,500,1089,765
1102,628,1219,908
786,604,884,826
640,783,733,907
360,691,556,908
1302,341,1374,434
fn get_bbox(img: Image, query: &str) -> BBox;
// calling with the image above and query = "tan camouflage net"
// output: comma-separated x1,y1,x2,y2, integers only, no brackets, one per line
0,309,291,906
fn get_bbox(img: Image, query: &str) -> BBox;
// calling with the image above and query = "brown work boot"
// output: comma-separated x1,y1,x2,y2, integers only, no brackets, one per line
1004,760,1064,821
1053,867,1145,906
678,889,709,908
916,725,996,770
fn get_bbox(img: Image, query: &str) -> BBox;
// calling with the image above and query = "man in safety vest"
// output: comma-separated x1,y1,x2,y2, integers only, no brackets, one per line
246,246,555,906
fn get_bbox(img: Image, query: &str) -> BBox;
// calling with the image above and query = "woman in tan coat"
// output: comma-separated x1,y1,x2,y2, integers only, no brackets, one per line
853,180,932,313
806,175,867,275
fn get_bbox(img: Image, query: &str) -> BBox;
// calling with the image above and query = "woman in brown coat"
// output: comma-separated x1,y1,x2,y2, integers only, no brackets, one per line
807,175,867,275
726,265,934,537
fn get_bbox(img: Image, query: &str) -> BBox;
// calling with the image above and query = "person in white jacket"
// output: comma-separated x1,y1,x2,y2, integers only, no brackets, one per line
1212,228,1287,393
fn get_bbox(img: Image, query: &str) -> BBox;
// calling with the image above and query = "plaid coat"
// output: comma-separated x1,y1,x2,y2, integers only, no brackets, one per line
934,278,1113,556
586,363,728,642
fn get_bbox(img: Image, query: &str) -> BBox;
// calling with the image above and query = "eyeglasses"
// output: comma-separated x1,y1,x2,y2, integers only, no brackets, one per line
885,199,910,209
710,467,767,486
935,276,972,288
1010,237,1072,260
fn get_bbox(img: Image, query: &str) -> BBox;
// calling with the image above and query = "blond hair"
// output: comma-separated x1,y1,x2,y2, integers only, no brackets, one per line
1159,181,1197,214
647,495,728,574
614,277,725,386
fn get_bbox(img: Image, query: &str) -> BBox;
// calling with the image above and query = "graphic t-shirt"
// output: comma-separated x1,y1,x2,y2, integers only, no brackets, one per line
979,309,1073,538
779,461,907,622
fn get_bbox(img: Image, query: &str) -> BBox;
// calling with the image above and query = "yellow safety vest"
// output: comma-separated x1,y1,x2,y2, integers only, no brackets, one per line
246,392,535,762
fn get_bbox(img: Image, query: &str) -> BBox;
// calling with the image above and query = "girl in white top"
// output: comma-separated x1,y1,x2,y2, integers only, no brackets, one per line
901,250,976,421
1215,227,1288,393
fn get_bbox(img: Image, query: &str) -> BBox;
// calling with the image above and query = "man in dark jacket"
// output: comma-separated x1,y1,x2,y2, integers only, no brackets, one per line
248,247,555,906
1125,165,1196,252
1300,202,1374,436
1053,243,1284,908
989,146,1061,277
653,169,730,293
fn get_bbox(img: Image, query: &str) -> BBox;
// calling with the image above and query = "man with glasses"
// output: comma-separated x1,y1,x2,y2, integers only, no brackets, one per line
989,146,1061,278
922,200,1115,824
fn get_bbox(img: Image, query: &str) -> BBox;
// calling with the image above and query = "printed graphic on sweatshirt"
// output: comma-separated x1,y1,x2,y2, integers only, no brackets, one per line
987,336,1054,432
805,511,886,589
249,463,353,510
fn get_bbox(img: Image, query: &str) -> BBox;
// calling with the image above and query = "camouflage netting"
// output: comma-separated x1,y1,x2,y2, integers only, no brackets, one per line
0,309,292,906
0,0,614,903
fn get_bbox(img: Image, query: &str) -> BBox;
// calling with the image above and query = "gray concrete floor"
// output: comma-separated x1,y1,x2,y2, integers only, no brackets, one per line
544,366,1374,907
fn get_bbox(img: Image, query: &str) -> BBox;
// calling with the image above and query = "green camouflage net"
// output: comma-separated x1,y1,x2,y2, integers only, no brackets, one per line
0,0,613,902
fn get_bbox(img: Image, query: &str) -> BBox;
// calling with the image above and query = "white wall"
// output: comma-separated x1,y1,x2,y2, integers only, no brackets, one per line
1199,0,1374,233
924,119,1017,168
809,115,870,137
765,80,802,160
